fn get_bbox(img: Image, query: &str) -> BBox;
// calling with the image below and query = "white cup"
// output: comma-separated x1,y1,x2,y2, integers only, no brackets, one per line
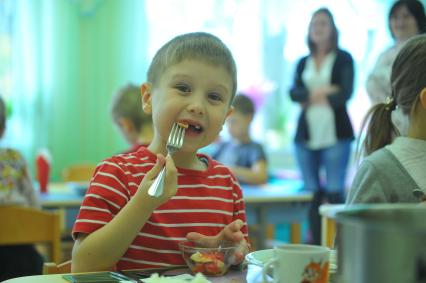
262,244,330,283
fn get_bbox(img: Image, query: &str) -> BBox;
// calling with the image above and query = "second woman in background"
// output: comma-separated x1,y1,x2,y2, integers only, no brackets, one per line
366,0,426,135
289,8,354,245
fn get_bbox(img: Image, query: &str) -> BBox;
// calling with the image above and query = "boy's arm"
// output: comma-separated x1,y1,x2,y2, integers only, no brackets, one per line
72,155,177,272
231,160,268,185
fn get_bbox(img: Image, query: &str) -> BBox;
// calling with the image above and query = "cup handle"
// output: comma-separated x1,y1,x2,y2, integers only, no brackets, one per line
262,258,276,283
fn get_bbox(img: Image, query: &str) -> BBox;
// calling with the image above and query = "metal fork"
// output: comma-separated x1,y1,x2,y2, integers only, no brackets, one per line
148,122,186,197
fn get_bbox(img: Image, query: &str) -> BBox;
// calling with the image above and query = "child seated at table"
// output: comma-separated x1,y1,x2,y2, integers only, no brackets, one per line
110,83,153,153
0,96,44,281
212,94,268,185
71,32,250,272
347,34,426,204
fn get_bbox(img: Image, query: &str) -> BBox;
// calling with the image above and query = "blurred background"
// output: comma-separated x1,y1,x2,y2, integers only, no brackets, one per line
1,0,423,181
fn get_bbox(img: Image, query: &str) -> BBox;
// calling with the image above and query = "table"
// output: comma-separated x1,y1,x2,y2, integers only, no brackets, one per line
40,180,312,250
39,182,86,208
3,264,336,283
243,180,311,249
3,268,254,283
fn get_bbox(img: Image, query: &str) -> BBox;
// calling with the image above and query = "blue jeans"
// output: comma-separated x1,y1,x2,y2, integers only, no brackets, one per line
295,139,352,244
295,139,352,193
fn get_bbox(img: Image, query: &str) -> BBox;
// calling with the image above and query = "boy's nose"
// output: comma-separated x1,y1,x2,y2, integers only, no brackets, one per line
186,98,205,116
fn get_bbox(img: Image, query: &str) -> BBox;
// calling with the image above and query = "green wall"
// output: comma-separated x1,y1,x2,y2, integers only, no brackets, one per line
12,0,148,181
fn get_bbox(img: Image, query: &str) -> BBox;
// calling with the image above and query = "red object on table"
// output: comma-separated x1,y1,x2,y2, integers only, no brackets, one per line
36,151,51,193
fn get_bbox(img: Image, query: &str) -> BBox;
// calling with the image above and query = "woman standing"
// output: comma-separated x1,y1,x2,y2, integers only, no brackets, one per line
366,0,426,134
289,8,354,245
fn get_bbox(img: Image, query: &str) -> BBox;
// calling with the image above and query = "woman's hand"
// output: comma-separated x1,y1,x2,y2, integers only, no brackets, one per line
186,219,249,265
310,85,339,104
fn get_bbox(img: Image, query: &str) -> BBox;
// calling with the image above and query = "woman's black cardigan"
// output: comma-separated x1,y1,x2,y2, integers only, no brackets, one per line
289,49,355,144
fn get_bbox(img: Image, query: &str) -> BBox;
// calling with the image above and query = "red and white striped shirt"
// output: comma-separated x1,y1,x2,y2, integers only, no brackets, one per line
72,147,248,270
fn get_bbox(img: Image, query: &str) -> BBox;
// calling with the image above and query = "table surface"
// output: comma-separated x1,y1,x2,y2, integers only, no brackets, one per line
3,264,337,283
3,265,267,283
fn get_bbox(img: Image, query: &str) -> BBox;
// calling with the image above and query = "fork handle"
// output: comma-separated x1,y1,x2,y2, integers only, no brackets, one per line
147,166,166,197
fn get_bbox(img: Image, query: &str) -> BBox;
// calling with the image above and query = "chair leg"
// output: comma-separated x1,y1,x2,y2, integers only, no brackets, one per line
309,190,325,245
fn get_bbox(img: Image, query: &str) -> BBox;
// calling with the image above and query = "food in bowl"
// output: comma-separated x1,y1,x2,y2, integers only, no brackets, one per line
178,241,236,276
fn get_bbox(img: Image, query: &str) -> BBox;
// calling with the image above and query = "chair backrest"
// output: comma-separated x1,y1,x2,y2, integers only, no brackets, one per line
62,164,97,182
0,205,61,263
43,260,72,274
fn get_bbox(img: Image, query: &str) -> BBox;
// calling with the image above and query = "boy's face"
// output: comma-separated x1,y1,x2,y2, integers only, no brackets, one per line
142,59,234,155
226,111,251,141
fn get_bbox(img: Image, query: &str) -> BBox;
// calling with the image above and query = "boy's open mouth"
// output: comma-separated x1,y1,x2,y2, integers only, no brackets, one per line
178,120,203,134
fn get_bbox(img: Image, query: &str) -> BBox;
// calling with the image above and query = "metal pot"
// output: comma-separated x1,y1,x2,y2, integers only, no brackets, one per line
335,204,426,283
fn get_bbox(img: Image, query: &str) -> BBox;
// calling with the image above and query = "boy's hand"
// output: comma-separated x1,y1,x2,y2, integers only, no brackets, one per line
186,219,249,265
137,154,178,207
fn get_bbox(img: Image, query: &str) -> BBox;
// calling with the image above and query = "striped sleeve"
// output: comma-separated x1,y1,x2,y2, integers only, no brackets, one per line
72,156,134,239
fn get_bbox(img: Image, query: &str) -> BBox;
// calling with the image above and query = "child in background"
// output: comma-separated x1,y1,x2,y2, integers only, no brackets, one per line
110,83,153,153
347,34,426,204
212,94,268,185
0,96,44,281
72,32,249,272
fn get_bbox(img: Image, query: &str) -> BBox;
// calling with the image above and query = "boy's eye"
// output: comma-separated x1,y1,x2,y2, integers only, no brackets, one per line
175,84,191,93
208,92,223,102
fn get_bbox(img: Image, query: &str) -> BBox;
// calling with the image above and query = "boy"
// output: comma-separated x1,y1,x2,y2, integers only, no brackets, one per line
71,32,249,272
213,94,268,185
110,83,153,153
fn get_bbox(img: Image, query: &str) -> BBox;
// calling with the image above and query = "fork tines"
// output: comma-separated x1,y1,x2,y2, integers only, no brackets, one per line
169,122,186,148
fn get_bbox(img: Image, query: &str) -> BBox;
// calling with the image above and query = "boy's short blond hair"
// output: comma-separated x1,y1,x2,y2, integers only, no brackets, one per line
147,32,237,102
110,84,151,131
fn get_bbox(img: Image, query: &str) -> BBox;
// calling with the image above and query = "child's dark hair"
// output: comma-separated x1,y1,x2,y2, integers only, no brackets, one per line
110,84,151,131
147,32,237,101
359,34,426,156
308,8,339,54
388,0,426,37
232,94,255,116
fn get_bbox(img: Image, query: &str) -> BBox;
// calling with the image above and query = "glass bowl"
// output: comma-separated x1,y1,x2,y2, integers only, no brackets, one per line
178,240,237,276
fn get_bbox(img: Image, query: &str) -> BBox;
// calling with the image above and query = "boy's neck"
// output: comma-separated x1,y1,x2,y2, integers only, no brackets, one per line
173,151,207,170
147,142,206,170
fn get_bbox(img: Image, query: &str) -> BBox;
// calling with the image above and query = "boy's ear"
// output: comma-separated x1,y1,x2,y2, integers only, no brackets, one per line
225,106,234,120
141,83,153,114
420,87,426,109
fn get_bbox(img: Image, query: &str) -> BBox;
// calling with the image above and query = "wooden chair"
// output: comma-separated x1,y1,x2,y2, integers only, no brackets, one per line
0,205,61,263
62,164,97,182
43,260,72,274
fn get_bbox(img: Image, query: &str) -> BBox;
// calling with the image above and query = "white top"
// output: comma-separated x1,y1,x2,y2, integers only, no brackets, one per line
302,52,337,149
366,44,402,105
366,44,409,135
387,137,426,191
